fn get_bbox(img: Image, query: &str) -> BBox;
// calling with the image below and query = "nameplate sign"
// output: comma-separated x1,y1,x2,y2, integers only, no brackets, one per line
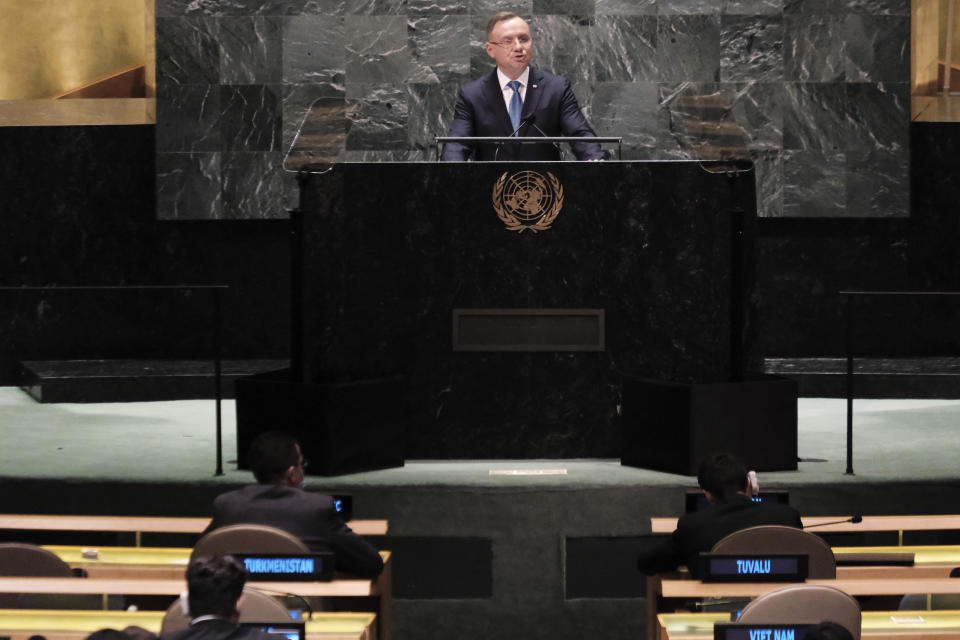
240,622,306,640
234,553,334,581
698,553,808,582
714,623,813,640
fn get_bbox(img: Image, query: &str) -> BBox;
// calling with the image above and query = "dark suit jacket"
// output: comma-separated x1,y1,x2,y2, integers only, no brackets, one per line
204,484,384,578
441,66,605,161
637,494,803,578
162,618,273,640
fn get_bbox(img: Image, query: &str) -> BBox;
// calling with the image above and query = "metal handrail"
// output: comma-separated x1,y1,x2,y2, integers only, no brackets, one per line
839,290,960,475
0,284,229,475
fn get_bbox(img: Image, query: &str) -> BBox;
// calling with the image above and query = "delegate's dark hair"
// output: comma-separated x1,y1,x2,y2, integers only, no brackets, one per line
803,621,855,640
249,431,300,484
185,554,246,618
697,452,748,500
486,11,521,39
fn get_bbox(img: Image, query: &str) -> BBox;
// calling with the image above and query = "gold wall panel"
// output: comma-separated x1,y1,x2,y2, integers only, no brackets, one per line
0,0,147,100
913,0,942,96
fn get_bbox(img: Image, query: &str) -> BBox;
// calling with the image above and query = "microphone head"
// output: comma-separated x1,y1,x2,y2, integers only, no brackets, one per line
526,113,536,125
851,515,863,523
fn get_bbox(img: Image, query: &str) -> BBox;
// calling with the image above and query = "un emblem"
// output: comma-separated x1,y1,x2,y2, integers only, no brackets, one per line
492,170,564,233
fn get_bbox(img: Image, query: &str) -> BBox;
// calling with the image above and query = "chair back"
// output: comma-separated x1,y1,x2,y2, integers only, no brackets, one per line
738,584,861,640
190,523,310,562
0,542,80,609
711,525,837,579
159,586,292,634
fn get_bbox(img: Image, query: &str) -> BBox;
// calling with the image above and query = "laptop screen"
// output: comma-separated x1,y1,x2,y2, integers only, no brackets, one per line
239,621,306,640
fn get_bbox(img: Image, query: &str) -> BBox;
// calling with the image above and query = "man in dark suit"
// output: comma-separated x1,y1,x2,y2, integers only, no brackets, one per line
441,11,605,162
637,452,803,577
204,431,383,578
162,555,273,640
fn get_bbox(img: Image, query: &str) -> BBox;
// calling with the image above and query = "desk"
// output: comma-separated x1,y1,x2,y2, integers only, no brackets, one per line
2,551,392,640
0,514,388,544
0,609,377,640
651,515,960,538
656,611,960,640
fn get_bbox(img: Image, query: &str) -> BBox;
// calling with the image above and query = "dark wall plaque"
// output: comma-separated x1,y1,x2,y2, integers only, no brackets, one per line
452,309,604,352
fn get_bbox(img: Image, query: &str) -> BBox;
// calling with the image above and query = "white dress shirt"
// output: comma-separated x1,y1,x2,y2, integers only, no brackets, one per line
497,67,530,114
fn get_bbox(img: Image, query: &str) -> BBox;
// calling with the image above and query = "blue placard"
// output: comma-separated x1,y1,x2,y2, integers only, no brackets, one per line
234,552,334,581
240,622,306,640
714,623,813,640
699,553,808,582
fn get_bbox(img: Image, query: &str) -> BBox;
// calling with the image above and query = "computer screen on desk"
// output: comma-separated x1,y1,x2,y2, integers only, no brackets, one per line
239,622,306,640
686,491,789,513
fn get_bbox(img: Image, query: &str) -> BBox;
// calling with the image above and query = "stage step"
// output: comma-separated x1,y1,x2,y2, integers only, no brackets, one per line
19,358,288,403
764,357,960,399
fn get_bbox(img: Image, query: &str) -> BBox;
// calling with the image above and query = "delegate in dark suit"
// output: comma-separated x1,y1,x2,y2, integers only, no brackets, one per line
205,484,384,578
163,619,273,640
441,66,605,161
636,494,803,577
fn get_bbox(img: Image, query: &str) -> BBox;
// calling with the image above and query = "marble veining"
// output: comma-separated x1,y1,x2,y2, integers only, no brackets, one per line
155,0,912,220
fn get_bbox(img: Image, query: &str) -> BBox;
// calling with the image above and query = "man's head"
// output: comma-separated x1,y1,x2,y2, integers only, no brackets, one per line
248,431,306,486
697,452,749,503
184,555,246,620
485,12,532,79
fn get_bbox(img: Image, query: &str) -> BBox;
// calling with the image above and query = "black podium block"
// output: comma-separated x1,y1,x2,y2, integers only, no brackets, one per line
235,369,405,476
620,375,798,475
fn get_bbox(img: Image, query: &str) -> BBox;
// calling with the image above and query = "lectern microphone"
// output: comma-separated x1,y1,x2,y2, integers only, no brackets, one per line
803,515,863,528
494,114,537,161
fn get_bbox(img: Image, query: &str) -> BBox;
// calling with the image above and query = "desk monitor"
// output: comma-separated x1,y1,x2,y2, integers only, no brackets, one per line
234,552,334,581
333,493,353,521
240,622,306,640
714,623,813,640
698,553,808,583
685,491,789,513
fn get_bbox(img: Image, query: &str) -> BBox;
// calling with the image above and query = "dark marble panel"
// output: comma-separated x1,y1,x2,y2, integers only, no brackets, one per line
221,151,286,218
156,84,222,152
220,85,280,151
156,152,223,219
658,0,721,14
591,83,677,157
782,149,846,217
340,150,435,161
595,0,656,14
524,15,595,86
408,15,471,83
726,82,784,150
408,0,470,15
300,162,741,457
409,82,462,152
720,15,783,83
784,14,846,82
721,0,783,13
216,0,290,15
345,85,409,150
659,82,750,159
593,16,658,82
845,82,908,154
282,0,349,14
345,0,407,14
156,17,220,85
345,16,411,84
751,149,782,217
218,17,283,84
156,0,220,17
656,16,720,83
470,0,533,16
282,16,345,84
532,0,595,15
785,0,909,14
782,82,846,152
846,148,908,217
843,15,908,82
281,83,347,154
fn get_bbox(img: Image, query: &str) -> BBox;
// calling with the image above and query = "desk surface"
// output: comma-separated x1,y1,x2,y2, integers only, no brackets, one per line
0,551,390,597
0,609,376,640
661,577,960,598
833,545,960,565
0,514,387,536
657,611,960,640
651,515,960,534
